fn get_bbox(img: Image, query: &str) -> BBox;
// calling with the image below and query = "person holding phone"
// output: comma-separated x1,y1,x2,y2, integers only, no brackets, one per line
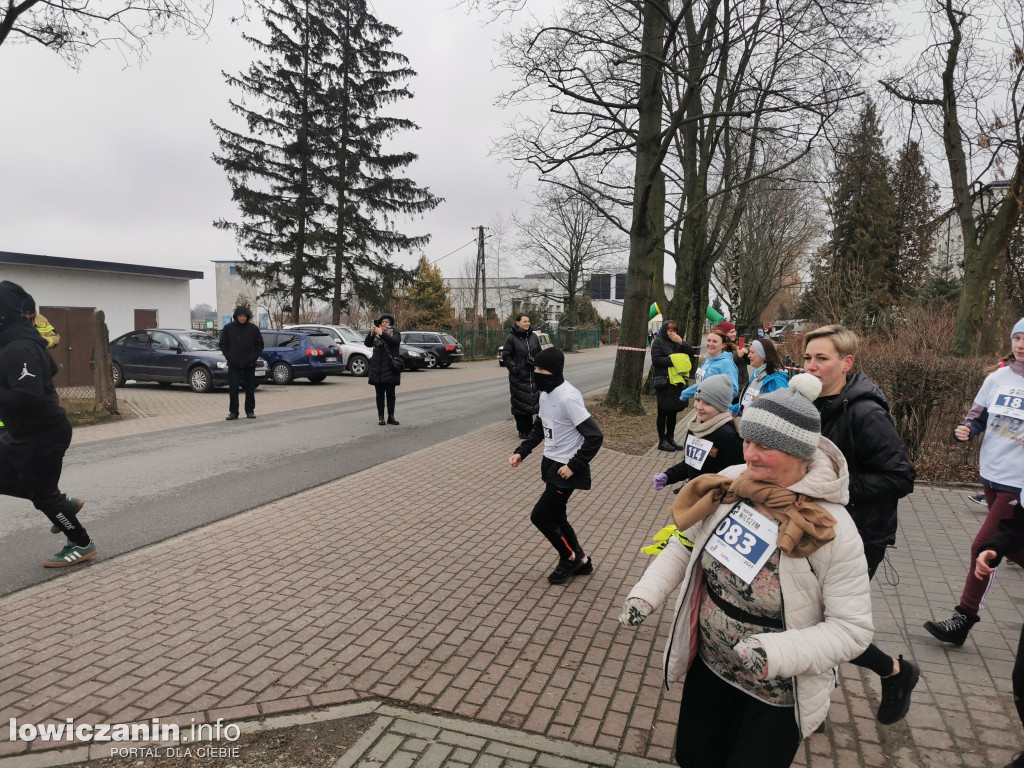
364,314,402,425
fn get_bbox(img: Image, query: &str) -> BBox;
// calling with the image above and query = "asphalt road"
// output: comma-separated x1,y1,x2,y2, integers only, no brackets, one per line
0,354,616,596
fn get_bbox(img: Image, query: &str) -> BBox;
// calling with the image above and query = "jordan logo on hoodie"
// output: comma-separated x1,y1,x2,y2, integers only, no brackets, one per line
18,363,36,381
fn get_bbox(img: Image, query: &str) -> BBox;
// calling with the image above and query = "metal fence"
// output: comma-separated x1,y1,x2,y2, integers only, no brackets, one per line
442,328,602,361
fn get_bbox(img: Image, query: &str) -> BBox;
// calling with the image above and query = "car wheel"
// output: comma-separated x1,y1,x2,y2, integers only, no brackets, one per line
348,354,368,377
189,366,214,393
272,362,293,384
437,361,451,368
308,373,327,383
111,362,125,388
422,351,438,368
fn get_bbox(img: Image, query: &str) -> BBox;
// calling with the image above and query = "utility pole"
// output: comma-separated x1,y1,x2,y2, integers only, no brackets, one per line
471,226,487,329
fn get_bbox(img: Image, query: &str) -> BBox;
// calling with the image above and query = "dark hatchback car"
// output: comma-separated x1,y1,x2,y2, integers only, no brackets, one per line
402,331,464,369
259,329,346,384
108,329,268,393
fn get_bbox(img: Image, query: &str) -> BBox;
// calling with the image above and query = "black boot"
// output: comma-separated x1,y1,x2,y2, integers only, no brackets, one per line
924,607,980,646
658,439,677,452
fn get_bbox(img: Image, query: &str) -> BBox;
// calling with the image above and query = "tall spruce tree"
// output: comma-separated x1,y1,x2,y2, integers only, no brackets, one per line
318,0,441,322
806,101,899,327
212,0,332,322
212,0,440,324
890,140,938,298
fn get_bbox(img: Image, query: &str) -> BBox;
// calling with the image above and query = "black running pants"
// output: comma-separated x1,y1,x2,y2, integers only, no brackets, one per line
529,482,581,560
0,423,90,546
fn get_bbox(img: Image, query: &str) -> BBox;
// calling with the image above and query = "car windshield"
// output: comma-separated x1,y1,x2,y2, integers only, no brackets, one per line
179,333,221,351
337,327,364,344
307,334,335,350
441,334,458,345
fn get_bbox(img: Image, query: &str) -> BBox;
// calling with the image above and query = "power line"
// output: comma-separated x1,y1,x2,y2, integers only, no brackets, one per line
429,237,479,266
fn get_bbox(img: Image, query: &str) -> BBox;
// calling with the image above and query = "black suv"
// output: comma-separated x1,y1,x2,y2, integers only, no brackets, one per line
401,331,465,369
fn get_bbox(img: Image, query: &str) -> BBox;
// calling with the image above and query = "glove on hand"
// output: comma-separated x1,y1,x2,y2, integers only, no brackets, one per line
734,637,769,680
653,473,668,491
618,597,654,626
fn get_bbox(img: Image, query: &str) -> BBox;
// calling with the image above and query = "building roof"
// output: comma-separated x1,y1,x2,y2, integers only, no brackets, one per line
0,251,203,280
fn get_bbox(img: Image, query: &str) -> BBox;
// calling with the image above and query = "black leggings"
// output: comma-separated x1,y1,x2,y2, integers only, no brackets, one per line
675,656,801,768
850,542,896,677
657,409,679,441
374,384,396,419
529,483,582,560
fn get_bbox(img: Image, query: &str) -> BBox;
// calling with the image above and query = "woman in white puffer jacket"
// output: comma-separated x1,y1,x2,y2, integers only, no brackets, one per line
620,375,873,768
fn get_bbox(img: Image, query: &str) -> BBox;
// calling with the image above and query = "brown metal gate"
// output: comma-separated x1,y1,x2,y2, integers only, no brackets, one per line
40,306,96,387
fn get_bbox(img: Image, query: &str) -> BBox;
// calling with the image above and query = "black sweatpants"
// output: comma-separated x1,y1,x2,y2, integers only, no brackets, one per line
228,364,257,415
529,482,582,561
675,656,801,768
375,384,396,419
0,422,90,546
514,413,535,434
850,542,896,677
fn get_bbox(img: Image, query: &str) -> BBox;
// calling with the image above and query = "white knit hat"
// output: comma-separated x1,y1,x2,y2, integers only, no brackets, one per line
739,373,822,459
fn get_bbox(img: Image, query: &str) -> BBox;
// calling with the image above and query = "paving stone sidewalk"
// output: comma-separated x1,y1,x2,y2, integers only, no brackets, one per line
0,419,1020,767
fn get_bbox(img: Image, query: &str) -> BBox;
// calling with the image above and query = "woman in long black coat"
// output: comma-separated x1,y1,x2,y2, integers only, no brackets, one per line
501,313,542,438
365,313,401,426
650,319,696,452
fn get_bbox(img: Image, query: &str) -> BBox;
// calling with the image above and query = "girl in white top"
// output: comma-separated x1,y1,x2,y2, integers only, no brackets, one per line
925,318,1024,647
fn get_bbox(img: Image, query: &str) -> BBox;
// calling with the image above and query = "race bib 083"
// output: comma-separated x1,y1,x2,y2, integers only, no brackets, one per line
705,502,779,585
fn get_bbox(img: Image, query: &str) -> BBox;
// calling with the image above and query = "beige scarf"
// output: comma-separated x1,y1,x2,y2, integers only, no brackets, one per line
681,409,734,439
669,472,838,558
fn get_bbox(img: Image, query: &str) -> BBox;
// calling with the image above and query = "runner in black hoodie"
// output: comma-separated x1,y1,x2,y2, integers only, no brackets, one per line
0,281,96,567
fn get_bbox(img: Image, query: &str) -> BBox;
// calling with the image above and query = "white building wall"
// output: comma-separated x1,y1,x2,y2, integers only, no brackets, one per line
2,264,192,338
214,262,273,328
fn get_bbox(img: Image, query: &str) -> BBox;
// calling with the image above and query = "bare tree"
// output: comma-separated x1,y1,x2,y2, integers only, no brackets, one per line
712,172,821,335
882,0,1024,355
513,182,626,324
0,0,212,66
472,0,887,410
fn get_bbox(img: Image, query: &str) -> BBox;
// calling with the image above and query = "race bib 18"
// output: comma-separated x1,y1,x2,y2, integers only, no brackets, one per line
990,385,1024,420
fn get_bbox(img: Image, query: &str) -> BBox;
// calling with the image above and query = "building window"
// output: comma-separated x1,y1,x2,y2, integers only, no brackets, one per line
229,266,239,275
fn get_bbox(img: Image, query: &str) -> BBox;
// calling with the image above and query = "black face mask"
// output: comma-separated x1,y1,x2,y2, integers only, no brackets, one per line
533,372,563,393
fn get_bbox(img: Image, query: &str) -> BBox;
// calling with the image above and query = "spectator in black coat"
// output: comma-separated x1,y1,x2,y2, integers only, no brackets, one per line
803,324,919,725
218,305,265,420
365,314,401,426
650,319,696,451
501,313,542,439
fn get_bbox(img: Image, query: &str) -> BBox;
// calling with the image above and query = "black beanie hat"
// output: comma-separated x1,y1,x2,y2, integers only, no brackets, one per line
533,347,564,376
0,281,28,329
0,280,34,313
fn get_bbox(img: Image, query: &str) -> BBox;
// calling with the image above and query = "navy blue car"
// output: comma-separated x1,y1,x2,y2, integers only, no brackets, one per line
259,330,346,384
108,329,269,393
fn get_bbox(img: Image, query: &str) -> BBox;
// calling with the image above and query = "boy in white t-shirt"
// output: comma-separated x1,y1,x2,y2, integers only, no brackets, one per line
509,347,603,584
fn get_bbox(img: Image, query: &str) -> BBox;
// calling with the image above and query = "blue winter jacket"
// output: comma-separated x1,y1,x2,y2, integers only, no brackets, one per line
731,369,789,416
680,353,739,402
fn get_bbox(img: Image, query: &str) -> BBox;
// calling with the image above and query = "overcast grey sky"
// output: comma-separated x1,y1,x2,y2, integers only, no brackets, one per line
0,0,538,307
